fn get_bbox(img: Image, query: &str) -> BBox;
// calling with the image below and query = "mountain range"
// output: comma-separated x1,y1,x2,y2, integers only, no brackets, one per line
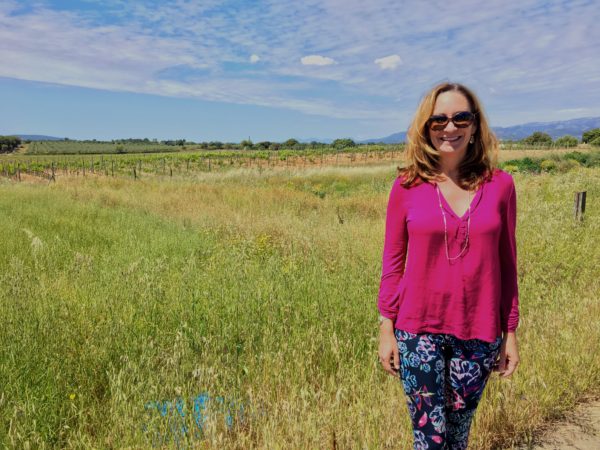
361,116,600,144
10,116,600,144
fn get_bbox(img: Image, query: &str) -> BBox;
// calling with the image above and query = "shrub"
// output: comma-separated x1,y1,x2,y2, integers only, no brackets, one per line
540,159,557,172
582,128,600,143
563,151,588,165
522,131,553,146
556,159,581,172
555,135,578,148
332,138,356,149
502,164,519,174
590,136,600,147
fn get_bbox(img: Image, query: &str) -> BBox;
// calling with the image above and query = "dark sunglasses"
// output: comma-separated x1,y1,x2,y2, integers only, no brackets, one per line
427,111,476,131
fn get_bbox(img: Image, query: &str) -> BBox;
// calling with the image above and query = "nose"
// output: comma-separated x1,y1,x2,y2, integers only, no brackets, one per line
444,120,458,132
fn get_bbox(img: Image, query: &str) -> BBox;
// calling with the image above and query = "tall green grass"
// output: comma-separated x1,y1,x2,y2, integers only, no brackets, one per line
0,164,599,449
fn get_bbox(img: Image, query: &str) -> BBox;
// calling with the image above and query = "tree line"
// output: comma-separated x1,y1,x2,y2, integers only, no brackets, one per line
514,128,600,147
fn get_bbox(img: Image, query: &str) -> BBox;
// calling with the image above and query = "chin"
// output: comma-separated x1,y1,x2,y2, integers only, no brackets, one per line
438,145,467,154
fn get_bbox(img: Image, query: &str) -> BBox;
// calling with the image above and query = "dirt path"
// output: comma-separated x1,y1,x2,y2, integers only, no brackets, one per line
510,399,600,449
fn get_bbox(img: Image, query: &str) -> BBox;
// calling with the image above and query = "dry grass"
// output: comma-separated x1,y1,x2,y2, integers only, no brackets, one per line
0,163,598,449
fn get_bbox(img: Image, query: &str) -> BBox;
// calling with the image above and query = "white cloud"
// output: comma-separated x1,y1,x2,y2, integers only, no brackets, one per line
300,55,337,66
249,54,260,63
374,54,402,70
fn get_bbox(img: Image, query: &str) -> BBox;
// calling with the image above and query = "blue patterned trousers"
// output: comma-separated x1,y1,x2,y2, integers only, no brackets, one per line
395,329,502,450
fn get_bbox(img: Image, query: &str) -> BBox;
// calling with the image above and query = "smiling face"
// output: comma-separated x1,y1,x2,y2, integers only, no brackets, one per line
428,90,477,159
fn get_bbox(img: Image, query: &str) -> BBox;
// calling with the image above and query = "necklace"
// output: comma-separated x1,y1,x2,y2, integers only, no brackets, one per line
435,184,471,261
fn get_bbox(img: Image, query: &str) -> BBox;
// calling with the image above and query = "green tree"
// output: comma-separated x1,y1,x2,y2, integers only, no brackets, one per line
240,139,253,149
590,136,600,147
555,135,578,148
0,135,22,152
582,128,600,144
332,138,356,149
522,132,553,146
255,141,271,150
283,138,299,148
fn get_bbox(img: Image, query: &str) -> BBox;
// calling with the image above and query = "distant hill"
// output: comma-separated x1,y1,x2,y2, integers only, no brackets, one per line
492,117,600,141
362,116,600,144
16,135,65,141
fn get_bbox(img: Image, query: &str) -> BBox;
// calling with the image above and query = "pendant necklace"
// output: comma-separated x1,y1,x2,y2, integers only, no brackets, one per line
435,184,471,261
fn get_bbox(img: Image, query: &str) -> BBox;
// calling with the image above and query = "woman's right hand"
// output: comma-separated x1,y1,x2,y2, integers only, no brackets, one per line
378,319,400,376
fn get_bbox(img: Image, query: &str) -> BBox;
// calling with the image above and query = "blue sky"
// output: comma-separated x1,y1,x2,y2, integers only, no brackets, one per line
1,0,599,142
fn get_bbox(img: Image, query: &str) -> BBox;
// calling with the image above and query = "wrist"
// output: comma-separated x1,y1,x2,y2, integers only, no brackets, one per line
379,315,394,331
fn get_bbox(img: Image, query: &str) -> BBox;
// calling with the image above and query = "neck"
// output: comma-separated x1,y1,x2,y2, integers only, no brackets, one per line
438,155,462,183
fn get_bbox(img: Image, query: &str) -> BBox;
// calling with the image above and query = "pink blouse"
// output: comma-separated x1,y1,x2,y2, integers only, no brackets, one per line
377,169,519,343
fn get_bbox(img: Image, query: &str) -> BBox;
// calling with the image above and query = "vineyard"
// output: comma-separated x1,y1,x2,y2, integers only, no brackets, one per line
0,145,405,180
27,140,185,155
1,145,599,182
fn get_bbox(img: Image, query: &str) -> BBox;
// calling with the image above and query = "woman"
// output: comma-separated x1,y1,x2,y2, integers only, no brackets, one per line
377,82,520,449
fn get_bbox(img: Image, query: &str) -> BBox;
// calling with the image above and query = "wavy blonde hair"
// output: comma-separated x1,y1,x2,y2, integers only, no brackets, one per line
400,82,499,190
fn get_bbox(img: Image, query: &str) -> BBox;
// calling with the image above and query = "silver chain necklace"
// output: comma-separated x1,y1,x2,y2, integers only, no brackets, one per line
435,184,471,261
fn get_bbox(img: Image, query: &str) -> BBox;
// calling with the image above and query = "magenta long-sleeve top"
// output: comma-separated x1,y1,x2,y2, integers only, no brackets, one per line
377,169,519,343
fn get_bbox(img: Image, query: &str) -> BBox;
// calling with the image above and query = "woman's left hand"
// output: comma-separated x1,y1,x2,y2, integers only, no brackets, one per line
495,331,520,378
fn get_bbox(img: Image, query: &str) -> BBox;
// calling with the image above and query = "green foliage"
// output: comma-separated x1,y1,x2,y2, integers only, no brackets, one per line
540,159,557,172
590,136,600,147
582,128,600,144
332,138,356,149
554,135,578,148
240,139,253,149
283,138,299,148
0,135,22,152
500,150,600,173
502,157,541,173
522,131,553,146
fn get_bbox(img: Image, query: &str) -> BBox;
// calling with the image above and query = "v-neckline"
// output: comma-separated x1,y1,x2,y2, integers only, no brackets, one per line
434,182,484,220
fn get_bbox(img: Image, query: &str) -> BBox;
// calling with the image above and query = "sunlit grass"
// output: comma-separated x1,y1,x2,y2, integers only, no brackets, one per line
0,163,598,449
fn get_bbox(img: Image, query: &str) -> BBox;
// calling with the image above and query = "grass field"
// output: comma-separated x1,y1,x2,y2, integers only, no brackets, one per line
1,159,599,449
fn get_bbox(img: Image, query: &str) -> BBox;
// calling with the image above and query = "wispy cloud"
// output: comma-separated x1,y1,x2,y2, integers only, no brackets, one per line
374,55,402,70
0,0,599,127
300,55,337,66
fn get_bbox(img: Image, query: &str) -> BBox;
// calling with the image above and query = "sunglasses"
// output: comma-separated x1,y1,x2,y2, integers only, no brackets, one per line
427,111,476,131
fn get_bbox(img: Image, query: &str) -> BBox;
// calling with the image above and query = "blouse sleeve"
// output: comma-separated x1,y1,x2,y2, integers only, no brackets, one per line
377,177,409,321
499,177,519,332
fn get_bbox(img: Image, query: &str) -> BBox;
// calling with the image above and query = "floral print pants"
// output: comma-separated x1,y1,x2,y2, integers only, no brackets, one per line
394,329,502,450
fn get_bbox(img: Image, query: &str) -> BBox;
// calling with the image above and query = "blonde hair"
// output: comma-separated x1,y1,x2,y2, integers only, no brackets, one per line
400,82,498,190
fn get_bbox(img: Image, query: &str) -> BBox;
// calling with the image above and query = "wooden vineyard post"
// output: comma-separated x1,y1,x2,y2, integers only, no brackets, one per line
133,166,137,180
17,164,21,182
574,191,586,221
111,160,115,177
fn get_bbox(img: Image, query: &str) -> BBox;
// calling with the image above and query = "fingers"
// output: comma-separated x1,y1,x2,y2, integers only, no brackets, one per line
379,351,399,376
500,357,519,378
392,347,400,372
